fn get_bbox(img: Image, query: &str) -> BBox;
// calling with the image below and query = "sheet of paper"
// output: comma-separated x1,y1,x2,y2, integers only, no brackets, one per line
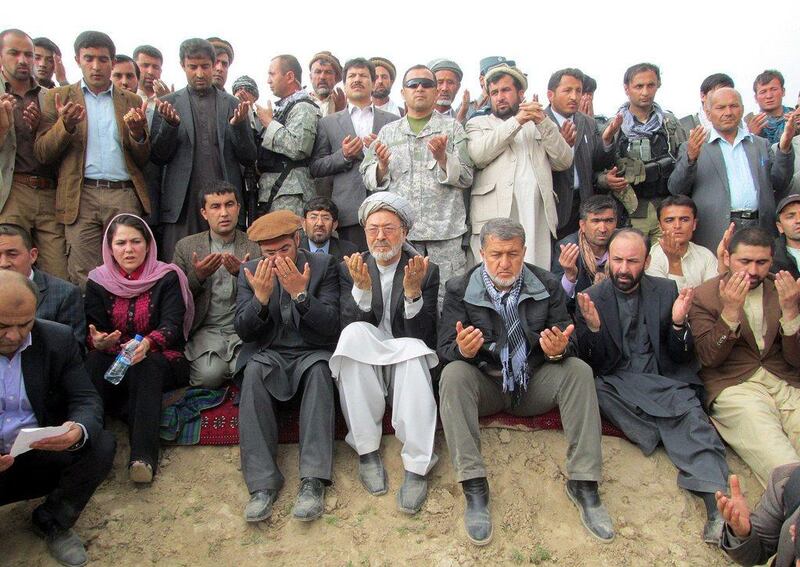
10,425,70,457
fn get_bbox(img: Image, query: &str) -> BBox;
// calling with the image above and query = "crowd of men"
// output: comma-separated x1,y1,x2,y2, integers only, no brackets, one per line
2,26,800,567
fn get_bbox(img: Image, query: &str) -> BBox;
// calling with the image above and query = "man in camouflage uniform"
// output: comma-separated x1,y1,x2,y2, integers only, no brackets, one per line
254,54,320,217
361,64,473,305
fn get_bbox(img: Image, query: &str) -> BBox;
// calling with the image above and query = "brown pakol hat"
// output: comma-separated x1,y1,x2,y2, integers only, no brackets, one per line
247,210,303,242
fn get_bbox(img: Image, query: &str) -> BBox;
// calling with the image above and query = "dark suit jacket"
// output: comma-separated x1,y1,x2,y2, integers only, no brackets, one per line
32,268,86,348
22,319,104,443
149,87,258,224
300,235,359,262
575,276,700,385
234,250,340,373
771,235,800,279
550,231,605,313
172,230,262,334
721,463,800,567
34,82,151,224
545,108,615,238
309,107,399,228
339,249,439,349
689,274,800,406
668,134,795,250
438,263,576,371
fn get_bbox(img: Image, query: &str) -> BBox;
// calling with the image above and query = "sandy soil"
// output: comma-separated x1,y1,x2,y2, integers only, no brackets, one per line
2,423,761,566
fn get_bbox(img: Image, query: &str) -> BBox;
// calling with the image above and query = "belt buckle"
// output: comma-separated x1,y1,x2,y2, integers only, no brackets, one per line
741,210,756,220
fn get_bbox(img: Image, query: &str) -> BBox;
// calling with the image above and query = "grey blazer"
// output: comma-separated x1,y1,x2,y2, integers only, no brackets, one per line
172,229,262,334
149,87,258,224
668,134,794,251
544,107,615,236
309,107,399,228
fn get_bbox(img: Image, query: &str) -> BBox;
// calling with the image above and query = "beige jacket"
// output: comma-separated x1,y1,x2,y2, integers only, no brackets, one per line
466,114,572,238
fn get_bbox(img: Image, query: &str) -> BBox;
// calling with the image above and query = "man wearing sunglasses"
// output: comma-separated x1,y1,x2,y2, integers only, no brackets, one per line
361,65,473,307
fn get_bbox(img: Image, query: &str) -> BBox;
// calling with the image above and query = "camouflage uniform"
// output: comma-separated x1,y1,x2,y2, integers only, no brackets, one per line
361,112,474,305
257,93,321,216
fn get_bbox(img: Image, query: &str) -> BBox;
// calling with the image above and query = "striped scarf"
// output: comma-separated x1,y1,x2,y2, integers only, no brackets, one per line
481,268,528,401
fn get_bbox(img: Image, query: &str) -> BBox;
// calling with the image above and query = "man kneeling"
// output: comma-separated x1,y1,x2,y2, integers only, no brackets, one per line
330,193,439,514
438,218,613,545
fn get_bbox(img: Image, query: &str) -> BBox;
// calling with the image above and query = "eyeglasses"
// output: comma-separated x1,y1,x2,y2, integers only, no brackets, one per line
404,78,436,90
365,225,401,237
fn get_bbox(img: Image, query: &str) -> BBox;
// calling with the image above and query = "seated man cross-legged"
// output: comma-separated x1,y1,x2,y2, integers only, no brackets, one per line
330,193,440,514
690,227,800,487
576,228,729,543
438,218,613,546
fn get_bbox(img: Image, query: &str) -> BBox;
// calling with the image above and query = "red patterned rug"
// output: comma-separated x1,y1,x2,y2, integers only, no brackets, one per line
196,385,627,445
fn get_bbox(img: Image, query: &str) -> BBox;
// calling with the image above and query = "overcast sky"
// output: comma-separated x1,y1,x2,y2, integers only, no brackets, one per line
13,0,800,118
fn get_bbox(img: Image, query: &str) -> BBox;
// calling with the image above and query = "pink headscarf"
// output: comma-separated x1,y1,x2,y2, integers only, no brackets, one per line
87,214,195,339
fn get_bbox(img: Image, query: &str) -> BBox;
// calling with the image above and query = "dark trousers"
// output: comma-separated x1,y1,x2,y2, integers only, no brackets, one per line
0,430,115,533
595,380,729,493
239,360,335,493
87,351,187,470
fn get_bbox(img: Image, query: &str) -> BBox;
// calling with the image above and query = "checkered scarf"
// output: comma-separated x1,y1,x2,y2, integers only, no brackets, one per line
619,101,664,140
481,268,528,400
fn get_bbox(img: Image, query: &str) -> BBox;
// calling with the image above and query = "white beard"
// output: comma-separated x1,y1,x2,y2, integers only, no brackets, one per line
369,240,403,262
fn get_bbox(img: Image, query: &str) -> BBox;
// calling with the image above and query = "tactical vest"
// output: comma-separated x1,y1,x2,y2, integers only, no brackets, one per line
256,95,318,174
616,113,685,201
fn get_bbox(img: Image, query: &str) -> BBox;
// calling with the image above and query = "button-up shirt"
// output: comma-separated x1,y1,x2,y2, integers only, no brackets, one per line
1,70,54,178
646,241,718,291
349,103,374,140
307,239,330,255
552,109,580,189
82,80,130,181
708,127,757,211
0,334,37,454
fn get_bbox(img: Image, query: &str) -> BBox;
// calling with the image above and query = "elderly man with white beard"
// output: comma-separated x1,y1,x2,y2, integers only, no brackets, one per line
329,192,440,515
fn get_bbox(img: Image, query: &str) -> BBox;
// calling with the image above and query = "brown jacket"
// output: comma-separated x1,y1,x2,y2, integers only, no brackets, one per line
690,274,800,407
33,82,151,225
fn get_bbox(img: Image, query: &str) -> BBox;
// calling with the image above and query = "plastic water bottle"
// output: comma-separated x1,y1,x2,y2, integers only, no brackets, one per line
104,335,143,385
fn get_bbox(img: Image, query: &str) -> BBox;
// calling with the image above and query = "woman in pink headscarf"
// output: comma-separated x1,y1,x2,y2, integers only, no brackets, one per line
84,214,194,484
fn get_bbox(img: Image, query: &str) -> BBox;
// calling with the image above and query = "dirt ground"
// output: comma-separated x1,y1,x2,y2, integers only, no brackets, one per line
2,423,761,566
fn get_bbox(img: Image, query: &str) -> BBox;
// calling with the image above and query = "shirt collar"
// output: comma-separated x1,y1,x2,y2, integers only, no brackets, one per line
708,126,752,146
348,102,373,115
551,108,573,126
308,239,330,254
81,78,113,97
2,332,33,362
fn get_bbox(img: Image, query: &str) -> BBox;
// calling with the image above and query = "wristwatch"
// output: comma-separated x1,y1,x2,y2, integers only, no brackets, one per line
292,291,308,304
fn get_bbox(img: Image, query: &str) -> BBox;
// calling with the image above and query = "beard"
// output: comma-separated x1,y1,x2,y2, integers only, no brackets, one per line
610,269,644,293
372,86,390,98
436,96,453,108
492,101,520,120
368,239,403,262
314,85,331,97
308,230,332,245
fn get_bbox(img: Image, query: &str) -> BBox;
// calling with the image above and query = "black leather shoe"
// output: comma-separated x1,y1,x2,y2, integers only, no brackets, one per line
359,450,388,496
462,477,493,546
244,489,278,522
566,480,615,542
702,513,724,544
292,477,325,521
397,471,428,514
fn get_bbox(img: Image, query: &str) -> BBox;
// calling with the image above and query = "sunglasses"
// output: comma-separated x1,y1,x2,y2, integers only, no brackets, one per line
404,78,436,89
